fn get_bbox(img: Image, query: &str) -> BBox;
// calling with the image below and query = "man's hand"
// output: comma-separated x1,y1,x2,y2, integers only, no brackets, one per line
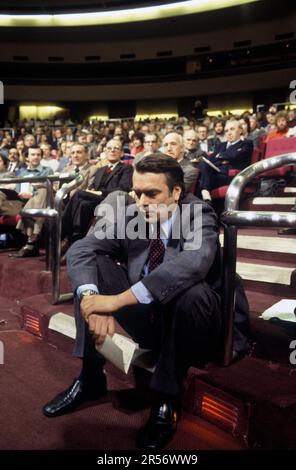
18,192,33,199
88,314,115,345
81,294,119,322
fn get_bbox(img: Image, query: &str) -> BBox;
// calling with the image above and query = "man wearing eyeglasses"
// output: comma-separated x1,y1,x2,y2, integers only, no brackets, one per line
133,133,160,165
61,140,133,252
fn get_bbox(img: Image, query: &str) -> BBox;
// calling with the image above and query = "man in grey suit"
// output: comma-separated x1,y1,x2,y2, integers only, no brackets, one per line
43,154,222,450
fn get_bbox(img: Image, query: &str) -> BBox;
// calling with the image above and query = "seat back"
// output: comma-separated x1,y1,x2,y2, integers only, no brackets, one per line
265,137,296,158
260,137,296,177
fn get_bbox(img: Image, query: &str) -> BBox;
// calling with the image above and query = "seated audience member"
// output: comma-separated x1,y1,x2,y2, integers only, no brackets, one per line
133,133,160,165
55,141,71,172
62,143,98,194
130,132,145,156
9,146,54,257
239,116,251,139
183,130,201,161
0,154,10,179
16,140,26,166
60,139,133,253
248,116,266,147
162,132,199,194
40,143,60,173
264,111,276,133
50,128,64,150
287,109,296,128
43,153,222,450
213,119,226,143
196,124,219,156
264,111,289,143
7,148,25,174
198,120,253,202
24,134,36,150
0,155,22,215
0,137,10,159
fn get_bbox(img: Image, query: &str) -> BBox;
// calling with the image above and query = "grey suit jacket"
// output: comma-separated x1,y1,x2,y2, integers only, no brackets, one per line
64,163,98,194
179,159,199,194
67,193,221,305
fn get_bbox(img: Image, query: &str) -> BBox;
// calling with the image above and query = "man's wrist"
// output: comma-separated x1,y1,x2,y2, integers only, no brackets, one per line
80,289,98,300
116,288,138,309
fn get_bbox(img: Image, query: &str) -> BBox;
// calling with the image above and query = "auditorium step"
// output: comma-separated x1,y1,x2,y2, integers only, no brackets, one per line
7,298,296,448
284,186,296,195
0,251,71,301
220,231,296,263
187,356,296,449
250,196,295,211
237,260,294,286
0,309,243,450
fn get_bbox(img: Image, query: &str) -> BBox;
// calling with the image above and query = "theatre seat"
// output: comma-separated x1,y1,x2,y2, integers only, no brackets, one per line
260,137,296,177
211,185,254,200
210,147,261,200
0,214,21,226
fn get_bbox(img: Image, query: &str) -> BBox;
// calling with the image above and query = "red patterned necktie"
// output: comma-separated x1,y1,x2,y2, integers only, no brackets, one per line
147,224,165,273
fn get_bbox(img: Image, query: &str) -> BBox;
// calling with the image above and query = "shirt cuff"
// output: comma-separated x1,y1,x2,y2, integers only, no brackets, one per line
131,281,153,304
76,284,99,299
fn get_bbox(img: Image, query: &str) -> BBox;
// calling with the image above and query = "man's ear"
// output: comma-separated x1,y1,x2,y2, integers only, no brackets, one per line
173,185,182,202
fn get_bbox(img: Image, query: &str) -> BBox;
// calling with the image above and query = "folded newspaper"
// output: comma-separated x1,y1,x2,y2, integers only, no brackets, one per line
260,299,296,323
48,313,154,374
96,333,154,374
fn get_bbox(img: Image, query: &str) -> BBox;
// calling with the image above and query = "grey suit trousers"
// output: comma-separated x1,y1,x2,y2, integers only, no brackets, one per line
73,255,221,395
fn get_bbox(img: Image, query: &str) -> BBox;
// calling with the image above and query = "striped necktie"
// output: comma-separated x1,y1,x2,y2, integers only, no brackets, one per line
147,224,165,273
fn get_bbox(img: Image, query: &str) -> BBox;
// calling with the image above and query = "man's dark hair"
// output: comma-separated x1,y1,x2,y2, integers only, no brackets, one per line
135,152,185,197
25,145,43,158
0,153,8,168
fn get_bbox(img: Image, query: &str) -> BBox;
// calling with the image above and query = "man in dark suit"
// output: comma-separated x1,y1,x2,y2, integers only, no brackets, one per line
198,120,253,201
43,153,222,450
61,139,133,246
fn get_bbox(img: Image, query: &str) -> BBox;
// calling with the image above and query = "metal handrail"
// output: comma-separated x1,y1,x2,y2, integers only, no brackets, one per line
221,152,296,366
1,173,75,269
52,174,84,304
20,174,84,304
0,174,75,186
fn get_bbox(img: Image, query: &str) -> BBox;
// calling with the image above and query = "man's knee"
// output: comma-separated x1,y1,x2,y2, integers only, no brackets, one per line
174,282,219,316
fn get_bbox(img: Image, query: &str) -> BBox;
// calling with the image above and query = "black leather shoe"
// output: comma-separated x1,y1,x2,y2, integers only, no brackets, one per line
10,244,39,258
137,402,178,450
42,377,107,417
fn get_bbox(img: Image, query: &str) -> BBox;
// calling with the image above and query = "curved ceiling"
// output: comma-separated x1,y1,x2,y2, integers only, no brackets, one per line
0,0,259,27
0,0,291,42
0,1,178,13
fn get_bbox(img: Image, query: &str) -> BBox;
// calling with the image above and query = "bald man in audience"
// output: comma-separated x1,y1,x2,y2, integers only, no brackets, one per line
183,129,203,161
198,120,253,202
162,132,199,194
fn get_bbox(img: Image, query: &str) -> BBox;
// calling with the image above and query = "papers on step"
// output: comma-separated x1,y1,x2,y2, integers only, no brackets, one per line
48,312,76,339
97,333,154,374
260,299,296,323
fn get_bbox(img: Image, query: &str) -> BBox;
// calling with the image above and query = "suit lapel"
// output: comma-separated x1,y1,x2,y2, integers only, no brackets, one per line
128,238,150,283
94,166,107,189
104,162,122,186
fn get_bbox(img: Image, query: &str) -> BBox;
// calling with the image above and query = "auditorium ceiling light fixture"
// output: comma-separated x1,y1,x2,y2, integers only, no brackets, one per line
207,108,253,117
0,0,259,27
